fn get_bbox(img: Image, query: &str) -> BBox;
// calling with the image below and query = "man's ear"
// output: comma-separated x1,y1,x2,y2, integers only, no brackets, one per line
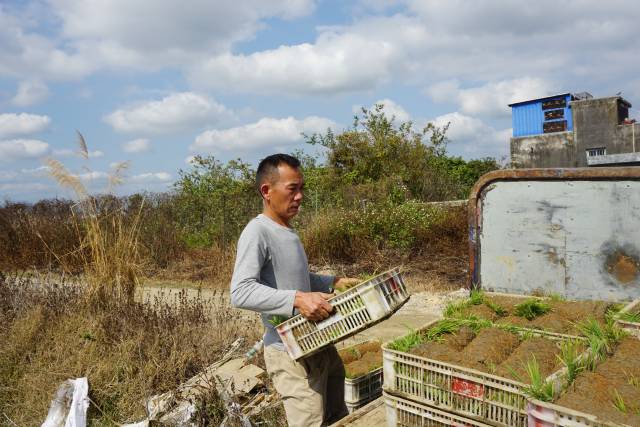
260,182,270,200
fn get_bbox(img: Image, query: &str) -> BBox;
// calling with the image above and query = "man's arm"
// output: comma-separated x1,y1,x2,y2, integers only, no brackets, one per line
230,227,297,316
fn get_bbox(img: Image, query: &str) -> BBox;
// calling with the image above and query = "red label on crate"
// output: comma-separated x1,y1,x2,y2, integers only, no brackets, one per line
452,377,484,399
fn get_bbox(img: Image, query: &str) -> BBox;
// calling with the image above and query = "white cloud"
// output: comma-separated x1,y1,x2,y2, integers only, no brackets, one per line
191,116,335,152
46,0,316,71
427,77,556,117
0,113,51,138
104,92,234,134
189,15,420,95
430,112,510,157
122,138,150,153
0,139,50,161
130,172,172,183
12,80,49,107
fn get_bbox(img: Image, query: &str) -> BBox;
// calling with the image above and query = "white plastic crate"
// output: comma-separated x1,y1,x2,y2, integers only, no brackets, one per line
384,392,492,427
277,268,409,360
383,319,584,427
345,367,383,411
615,298,640,338
526,400,626,427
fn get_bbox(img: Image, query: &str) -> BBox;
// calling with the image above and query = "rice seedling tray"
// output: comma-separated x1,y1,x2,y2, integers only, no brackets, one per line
339,340,384,411
384,392,492,427
614,298,640,338
445,291,615,336
525,335,640,427
345,368,383,412
383,319,584,427
526,400,627,427
277,267,409,360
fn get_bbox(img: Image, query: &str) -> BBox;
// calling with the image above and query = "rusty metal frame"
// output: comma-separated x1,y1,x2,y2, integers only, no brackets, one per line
467,167,640,289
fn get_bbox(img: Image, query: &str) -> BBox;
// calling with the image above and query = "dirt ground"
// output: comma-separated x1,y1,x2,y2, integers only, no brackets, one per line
556,336,640,425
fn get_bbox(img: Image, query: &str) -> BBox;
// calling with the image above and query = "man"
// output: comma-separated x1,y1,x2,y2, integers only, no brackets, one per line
230,154,358,426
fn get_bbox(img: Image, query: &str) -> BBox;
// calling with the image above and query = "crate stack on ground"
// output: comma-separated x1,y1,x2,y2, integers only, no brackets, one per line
339,340,384,413
381,314,586,427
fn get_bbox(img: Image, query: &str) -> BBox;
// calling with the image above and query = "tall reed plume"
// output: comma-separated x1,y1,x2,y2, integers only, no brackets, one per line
45,131,142,306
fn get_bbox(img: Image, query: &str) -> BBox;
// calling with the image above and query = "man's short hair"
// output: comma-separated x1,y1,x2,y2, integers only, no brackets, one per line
256,153,301,190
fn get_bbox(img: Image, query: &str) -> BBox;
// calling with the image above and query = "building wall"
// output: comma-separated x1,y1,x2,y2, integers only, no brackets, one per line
511,96,639,168
510,131,576,168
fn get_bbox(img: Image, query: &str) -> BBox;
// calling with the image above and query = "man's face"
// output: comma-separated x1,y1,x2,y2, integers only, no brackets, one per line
263,164,304,222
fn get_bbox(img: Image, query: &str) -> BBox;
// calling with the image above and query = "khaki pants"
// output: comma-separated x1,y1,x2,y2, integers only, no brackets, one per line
264,345,349,427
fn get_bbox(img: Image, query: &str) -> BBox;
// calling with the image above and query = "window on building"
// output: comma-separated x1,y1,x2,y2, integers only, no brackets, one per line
586,147,606,157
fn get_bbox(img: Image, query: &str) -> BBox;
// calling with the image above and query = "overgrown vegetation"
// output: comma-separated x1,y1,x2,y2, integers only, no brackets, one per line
1,105,498,285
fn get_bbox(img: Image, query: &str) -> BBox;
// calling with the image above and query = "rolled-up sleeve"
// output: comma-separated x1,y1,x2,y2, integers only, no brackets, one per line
230,226,297,316
309,272,335,293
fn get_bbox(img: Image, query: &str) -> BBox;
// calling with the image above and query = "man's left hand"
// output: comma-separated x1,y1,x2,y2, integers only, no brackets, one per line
333,277,360,293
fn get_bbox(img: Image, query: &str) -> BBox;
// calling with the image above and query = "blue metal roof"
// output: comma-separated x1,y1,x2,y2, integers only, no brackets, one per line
511,93,573,137
508,93,571,107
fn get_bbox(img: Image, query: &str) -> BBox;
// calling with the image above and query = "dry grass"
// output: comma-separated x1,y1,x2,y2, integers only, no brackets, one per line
0,274,261,425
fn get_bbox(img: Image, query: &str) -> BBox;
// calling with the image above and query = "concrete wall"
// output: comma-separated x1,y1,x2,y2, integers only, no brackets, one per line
510,96,640,168
510,131,576,168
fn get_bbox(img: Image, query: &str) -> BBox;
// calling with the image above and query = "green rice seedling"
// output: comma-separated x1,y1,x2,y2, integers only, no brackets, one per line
627,373,640,388
557,339,584,384
618,310,640,323
514,298,551,320
523,356,555,401
388,329,425,352
548,293,566,302
578,318,612,370
443,299,470,317
469,289,484,305
612,390,628,413
268,315,289,326
484,299,507,316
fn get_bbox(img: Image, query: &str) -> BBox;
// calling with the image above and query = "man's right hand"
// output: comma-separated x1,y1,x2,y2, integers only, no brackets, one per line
294,291,334,321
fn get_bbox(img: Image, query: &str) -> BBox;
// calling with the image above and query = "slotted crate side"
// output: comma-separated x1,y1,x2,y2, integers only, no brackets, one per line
345,367,383,405
384,392,492,427
526,400,627,427
277,268,409,360
615,299,640,338
383,320,584,427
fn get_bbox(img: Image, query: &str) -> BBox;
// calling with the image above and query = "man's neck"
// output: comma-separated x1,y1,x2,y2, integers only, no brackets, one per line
262,208,291,228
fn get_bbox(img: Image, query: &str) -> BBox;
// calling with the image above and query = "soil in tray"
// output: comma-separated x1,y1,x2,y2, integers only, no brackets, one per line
555,336,640,425
408,325,566,380
460,295,614,334
494,337,562,382
340,341,382,378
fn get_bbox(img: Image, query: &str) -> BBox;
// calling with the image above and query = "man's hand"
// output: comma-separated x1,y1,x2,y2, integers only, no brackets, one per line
294,291,334,321
334,277,361,293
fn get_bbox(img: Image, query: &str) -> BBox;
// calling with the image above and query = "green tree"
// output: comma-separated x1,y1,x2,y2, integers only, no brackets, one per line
174,156,258,248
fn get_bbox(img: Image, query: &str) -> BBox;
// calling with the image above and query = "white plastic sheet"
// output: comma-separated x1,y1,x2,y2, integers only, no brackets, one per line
41,377,89,427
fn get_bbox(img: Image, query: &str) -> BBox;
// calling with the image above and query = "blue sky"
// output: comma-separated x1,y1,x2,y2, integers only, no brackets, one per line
1,0,640,202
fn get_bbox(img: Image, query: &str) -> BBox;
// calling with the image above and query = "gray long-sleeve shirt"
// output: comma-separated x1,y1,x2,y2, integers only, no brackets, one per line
230,214,335,350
